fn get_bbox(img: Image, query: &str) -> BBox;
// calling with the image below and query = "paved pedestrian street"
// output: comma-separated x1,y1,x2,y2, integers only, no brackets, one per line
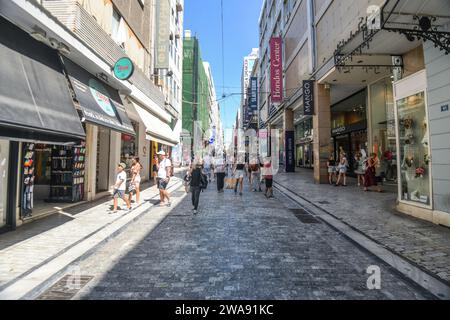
60,181,435,300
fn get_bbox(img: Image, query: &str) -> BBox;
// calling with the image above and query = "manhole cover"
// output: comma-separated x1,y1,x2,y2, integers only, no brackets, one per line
37,275,94,300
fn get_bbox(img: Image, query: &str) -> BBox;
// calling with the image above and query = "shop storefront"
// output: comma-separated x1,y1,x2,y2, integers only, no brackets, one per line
369,77,398,186
0,17,87,228
62,57,136,198
132,101,179,178
295,118,313,168
393,70,432,208
331,90,368,174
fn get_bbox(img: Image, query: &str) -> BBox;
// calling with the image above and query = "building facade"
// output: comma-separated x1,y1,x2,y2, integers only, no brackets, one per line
0,0,182,232
257,0,450,227
182,31,221,162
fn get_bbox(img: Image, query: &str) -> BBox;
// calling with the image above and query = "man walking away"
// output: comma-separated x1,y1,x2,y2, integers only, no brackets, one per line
190,161,207,214
111,163,131,213
157,150,172,207
262,157,274,198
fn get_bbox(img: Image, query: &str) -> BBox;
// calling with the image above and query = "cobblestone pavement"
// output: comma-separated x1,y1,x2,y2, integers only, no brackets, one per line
68,177,434,300
0,177,181,292
274,170,450,283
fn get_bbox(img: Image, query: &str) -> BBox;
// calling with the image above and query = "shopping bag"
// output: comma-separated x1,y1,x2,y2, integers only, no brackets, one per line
225,178,237,189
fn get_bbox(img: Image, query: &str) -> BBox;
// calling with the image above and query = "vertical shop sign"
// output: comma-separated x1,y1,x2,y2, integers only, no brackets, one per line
156,0,170,69
285,131,295,172
270,37,283,104
303,80,314,115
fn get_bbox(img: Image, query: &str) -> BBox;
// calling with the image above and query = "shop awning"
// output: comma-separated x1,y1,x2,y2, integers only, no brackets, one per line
132,101,179,147
62,57,135,136
0,17,85,143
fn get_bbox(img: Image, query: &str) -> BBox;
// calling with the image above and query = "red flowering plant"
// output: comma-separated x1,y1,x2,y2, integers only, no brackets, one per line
415,166,426,178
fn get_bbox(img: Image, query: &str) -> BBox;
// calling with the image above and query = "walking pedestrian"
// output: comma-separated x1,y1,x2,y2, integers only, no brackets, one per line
354,152,366,187
233,154,246,196
190,160,207,215
111,163,131,213
262,157,273,198
152,154,158,185
183,165,192,193
327,155,336,185
335,153,348,186
204,154,212,183
249,158,262,192
156,150,172,207
128,157,142,204
364,153,383,192
214,157,226,193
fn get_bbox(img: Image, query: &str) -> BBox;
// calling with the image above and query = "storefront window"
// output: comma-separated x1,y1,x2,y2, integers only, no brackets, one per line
397,91,431,205
370,78,397,182
121,121,139,169
0,140,9,228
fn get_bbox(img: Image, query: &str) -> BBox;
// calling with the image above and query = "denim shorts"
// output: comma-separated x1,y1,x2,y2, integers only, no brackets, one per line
113,189,125,199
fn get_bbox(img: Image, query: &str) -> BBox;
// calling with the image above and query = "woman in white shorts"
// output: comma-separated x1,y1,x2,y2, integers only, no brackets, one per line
335,153,348,186
128,157,142,204
233,160,246,196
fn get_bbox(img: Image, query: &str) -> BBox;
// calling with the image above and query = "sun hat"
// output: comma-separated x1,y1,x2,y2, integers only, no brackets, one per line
118,162,127,169
157,150,166,156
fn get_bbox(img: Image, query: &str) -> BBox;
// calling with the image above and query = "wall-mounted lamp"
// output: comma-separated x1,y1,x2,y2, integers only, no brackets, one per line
324,83,331,90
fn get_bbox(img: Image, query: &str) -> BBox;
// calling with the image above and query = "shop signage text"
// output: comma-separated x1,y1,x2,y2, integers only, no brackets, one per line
270,37,283,104
113,57,134,80
250,77,258,114
285,130,295,172
303,80,314,115
155,0,170,69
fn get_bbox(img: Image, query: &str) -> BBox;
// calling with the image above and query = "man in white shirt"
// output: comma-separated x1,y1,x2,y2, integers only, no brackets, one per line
157,150,172,207
111,163,131,213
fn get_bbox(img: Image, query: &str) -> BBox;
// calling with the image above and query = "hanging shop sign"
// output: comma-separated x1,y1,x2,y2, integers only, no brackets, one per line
155,0,171,69
270,37,283,104
250,77,258,114
113,57,134,80
285,130,295,172
303,80,314,115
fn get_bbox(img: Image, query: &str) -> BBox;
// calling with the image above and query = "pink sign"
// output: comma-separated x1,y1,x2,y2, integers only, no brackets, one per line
270,37,283,104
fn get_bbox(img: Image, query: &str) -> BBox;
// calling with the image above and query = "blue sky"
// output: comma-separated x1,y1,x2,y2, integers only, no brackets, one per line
184,0,262,138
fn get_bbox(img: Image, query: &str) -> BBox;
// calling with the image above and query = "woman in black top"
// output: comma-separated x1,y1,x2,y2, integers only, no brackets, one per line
327,155,336,185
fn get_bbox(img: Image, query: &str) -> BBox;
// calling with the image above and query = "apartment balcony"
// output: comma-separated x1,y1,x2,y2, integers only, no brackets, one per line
42,0,166,111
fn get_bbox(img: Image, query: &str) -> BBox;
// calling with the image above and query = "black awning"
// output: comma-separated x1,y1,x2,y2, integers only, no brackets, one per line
62,58,135,136
0,17,85,142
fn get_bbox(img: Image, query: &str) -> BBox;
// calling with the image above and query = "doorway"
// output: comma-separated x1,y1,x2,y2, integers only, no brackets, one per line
96,127,111,193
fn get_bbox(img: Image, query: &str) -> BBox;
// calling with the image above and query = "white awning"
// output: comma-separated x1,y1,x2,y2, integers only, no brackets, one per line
132,101,179,146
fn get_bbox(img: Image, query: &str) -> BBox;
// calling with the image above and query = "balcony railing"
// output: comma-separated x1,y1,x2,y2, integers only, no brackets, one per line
42,0,166,109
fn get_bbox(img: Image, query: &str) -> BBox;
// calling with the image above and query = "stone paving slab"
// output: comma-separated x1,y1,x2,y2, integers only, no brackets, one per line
0,177,182,292
274,170,450,283
66,179,434,300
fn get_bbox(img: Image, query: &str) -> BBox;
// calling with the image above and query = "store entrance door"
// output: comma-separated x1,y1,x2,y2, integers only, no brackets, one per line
96,127,111,193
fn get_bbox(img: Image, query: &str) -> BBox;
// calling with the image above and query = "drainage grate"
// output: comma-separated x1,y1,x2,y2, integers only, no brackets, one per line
290,208,321,224
295,215,321,224
37,275,94,300
318,201,331,205
290,208,310,215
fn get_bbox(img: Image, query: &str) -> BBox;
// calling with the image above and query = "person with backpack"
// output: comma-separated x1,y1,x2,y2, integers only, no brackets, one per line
190,160,208,215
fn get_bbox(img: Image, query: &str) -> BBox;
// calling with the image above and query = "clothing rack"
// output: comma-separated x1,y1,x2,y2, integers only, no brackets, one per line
47,142,86,203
